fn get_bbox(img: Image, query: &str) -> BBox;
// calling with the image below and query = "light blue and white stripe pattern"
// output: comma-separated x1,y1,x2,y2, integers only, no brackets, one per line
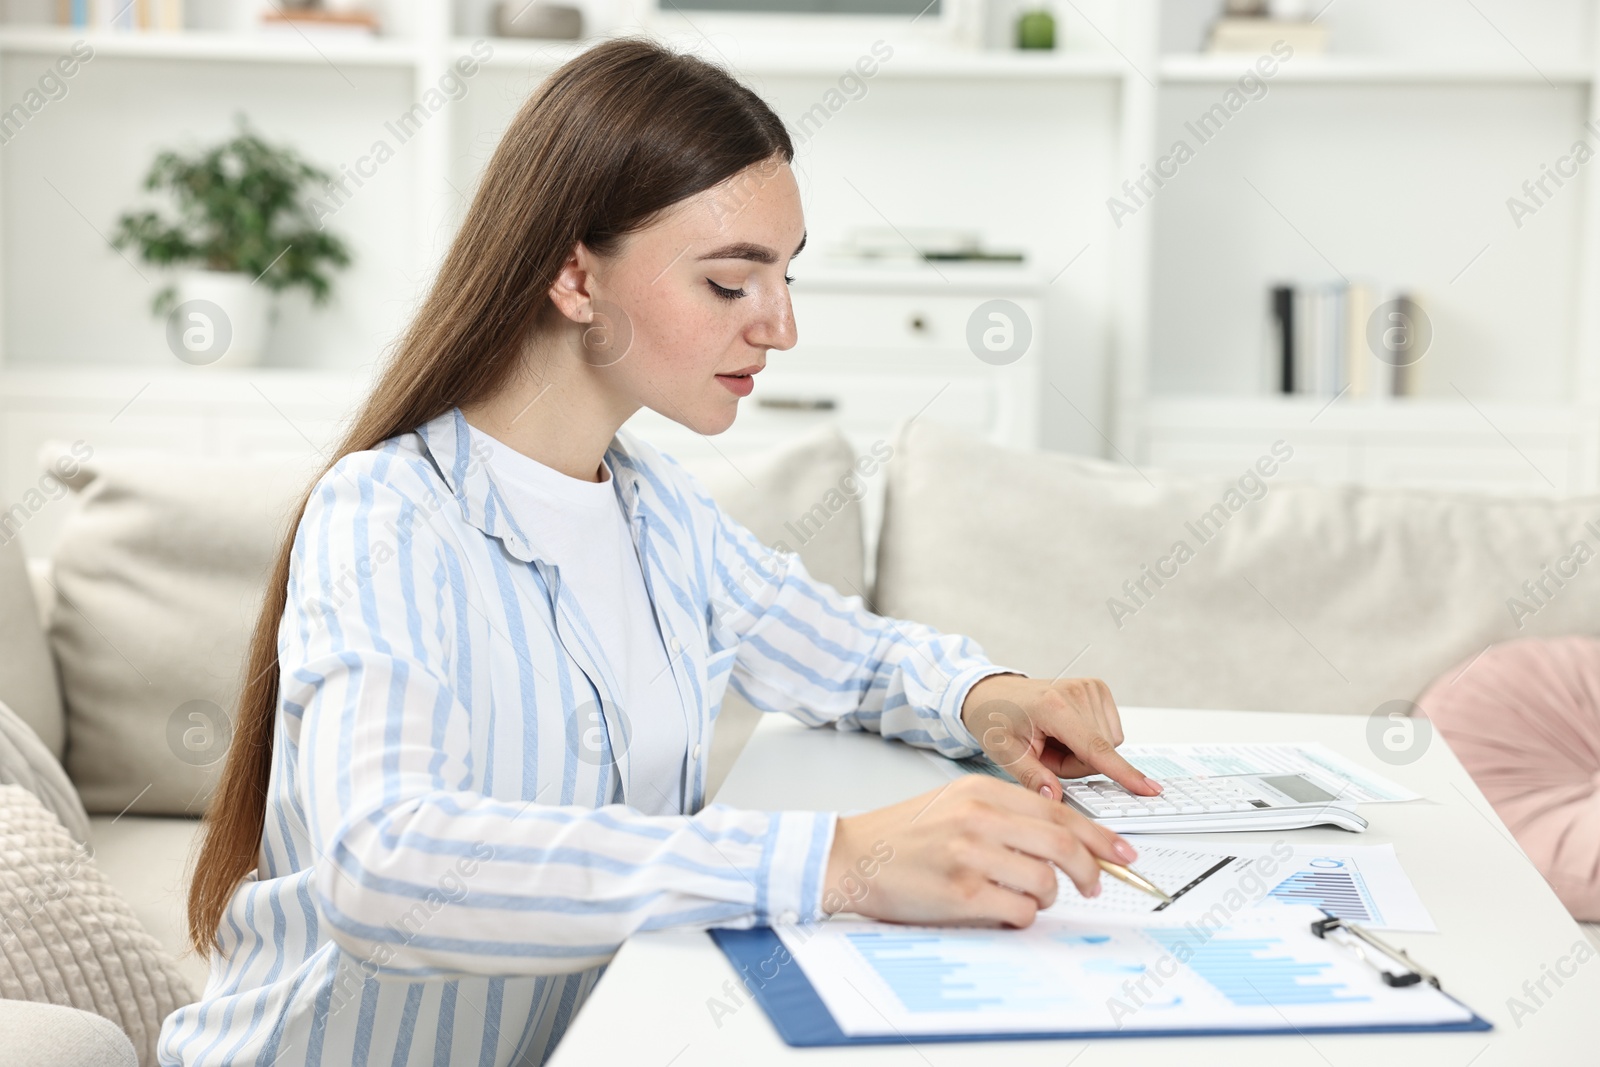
158,405,1016,1066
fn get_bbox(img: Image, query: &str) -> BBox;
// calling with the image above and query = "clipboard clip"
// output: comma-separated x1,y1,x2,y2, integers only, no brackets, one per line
1311,915,1441,989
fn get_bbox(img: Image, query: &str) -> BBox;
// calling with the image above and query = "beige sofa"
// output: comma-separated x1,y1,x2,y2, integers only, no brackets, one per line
6,416,1600,1061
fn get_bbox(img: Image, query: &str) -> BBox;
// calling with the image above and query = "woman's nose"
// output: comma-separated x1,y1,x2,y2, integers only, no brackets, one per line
753,289,798,352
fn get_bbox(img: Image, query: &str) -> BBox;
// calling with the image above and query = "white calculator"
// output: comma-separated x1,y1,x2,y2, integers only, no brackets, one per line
1060,772,1367,833
954,755,1366,833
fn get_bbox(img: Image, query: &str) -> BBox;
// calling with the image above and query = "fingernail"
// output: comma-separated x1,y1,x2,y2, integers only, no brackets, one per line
1144,777,1163,794
1114,840,1137,862
1087,880,1101,897
1039,784,1054,799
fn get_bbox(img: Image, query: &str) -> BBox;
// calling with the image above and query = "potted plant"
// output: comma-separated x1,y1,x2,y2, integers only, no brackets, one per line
111,114,351,366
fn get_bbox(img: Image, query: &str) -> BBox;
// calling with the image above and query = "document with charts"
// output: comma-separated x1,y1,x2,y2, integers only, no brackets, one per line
1046,841,1436,933
775,906,1475,1038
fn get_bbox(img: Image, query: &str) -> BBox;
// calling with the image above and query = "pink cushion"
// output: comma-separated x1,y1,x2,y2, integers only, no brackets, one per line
1418,636,1600,920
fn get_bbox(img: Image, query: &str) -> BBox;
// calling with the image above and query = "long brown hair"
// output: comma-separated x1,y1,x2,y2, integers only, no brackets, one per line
187,36,795,958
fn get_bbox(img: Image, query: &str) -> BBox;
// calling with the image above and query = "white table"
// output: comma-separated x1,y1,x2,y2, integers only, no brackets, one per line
550,708,1600,1064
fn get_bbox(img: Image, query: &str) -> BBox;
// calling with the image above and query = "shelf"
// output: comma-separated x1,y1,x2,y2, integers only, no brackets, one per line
0,27,420,67
1159,54,1593,84
1141,394,1590,434
794,260,1047,292
0,365,374,399
466,35,1127,80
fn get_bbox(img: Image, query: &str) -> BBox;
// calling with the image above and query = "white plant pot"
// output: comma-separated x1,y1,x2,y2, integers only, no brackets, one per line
170,269,273,367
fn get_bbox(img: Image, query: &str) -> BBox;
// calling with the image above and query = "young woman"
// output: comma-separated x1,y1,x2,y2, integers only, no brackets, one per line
161,36,1160,1067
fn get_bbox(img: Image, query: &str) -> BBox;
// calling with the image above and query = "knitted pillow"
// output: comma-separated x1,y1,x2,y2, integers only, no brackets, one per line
0,783,196,1067
1417,636,1600,920
0,699,91,846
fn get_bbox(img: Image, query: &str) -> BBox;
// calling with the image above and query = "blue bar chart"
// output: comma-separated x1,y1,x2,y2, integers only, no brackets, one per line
842,930,1079,1015
1145,930,1370,1007
1267,858,1381,924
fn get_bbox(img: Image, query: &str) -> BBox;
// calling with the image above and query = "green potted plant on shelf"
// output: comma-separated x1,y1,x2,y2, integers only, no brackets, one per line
110,114,351,366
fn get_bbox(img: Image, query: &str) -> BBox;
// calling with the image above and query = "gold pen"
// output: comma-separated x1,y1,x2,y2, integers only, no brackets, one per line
1096,859,1173,905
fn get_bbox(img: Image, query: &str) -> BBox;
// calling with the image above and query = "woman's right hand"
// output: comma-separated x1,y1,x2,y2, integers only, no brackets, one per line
820,775,1138,927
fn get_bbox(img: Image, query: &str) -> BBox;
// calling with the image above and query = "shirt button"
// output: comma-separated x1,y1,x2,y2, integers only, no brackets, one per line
778,910,799,925
692,743,702,760
669,636,682,654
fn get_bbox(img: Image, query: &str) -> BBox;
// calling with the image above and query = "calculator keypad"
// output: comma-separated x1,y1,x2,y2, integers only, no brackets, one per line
1065,776,1266,818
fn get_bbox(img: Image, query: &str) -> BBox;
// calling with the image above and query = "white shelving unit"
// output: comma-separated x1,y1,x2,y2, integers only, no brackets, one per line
0,0,1595,515
1118,0,1600,493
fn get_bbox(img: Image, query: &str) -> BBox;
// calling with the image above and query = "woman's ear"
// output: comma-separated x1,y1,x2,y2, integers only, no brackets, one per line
546,243,597,324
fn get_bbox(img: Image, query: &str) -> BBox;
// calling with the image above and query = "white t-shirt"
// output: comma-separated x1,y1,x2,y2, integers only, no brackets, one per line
468,425,690,815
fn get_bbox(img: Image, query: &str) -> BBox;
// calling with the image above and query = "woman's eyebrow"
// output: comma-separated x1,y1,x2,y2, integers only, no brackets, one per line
698,232,806,263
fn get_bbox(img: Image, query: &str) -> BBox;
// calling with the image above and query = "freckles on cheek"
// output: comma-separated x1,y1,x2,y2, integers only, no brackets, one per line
644,297,730,376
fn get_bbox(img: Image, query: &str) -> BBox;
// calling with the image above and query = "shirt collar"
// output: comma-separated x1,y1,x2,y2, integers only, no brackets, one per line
415,405,644,564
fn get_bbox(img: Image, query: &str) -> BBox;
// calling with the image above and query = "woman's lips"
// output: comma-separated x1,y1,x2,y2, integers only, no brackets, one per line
715,373,755,397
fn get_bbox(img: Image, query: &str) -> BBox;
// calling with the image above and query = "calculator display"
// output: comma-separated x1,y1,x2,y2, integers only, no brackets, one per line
1259,774,1335,803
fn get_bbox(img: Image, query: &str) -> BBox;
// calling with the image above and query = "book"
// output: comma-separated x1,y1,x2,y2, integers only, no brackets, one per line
260,9,381,36
1271,280,1417,398
1207,17,1329,54
1271,285,1294,394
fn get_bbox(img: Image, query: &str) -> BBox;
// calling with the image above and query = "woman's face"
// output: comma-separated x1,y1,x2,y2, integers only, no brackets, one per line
558,154,805,436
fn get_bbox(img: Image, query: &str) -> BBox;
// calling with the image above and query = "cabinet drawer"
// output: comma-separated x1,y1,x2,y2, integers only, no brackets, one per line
791,290,1039,359
750,371,993,437
623,373,996,457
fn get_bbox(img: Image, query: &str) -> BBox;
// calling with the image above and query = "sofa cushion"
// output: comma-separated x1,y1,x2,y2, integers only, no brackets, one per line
0,783,196,1067
86,814,208,993
0,999,138,1067
0,513,65,759
0,700,90,846
49,454,315,815
873,418,1600,717
1417,637,1600,921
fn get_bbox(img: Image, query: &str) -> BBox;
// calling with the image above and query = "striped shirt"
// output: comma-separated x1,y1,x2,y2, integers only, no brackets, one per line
158,405,1015,1066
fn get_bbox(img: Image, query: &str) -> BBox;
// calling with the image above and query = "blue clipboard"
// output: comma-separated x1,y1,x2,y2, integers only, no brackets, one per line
709,927,1493,1046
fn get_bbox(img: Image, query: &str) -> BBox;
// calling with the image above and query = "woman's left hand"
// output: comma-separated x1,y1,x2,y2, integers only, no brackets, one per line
958,674,1162,801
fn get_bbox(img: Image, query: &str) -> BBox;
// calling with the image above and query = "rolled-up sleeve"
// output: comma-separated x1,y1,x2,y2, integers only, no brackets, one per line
680,465,1023,759
283,454,836,981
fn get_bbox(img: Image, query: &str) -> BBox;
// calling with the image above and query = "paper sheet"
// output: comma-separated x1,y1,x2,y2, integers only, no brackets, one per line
777,905,1471,1037
1047,840,1435,932
1109,742,1420,803
1042,844,1236,915
929,740,1419,803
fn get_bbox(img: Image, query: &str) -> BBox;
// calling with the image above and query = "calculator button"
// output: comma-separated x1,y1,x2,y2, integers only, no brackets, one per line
1204,802,1232,812
1149,804,1178,815
1178,804,1204,814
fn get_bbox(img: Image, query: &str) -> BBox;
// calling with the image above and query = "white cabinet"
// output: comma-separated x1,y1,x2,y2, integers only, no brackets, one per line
625,263,1044,458
1141,397,1599,494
